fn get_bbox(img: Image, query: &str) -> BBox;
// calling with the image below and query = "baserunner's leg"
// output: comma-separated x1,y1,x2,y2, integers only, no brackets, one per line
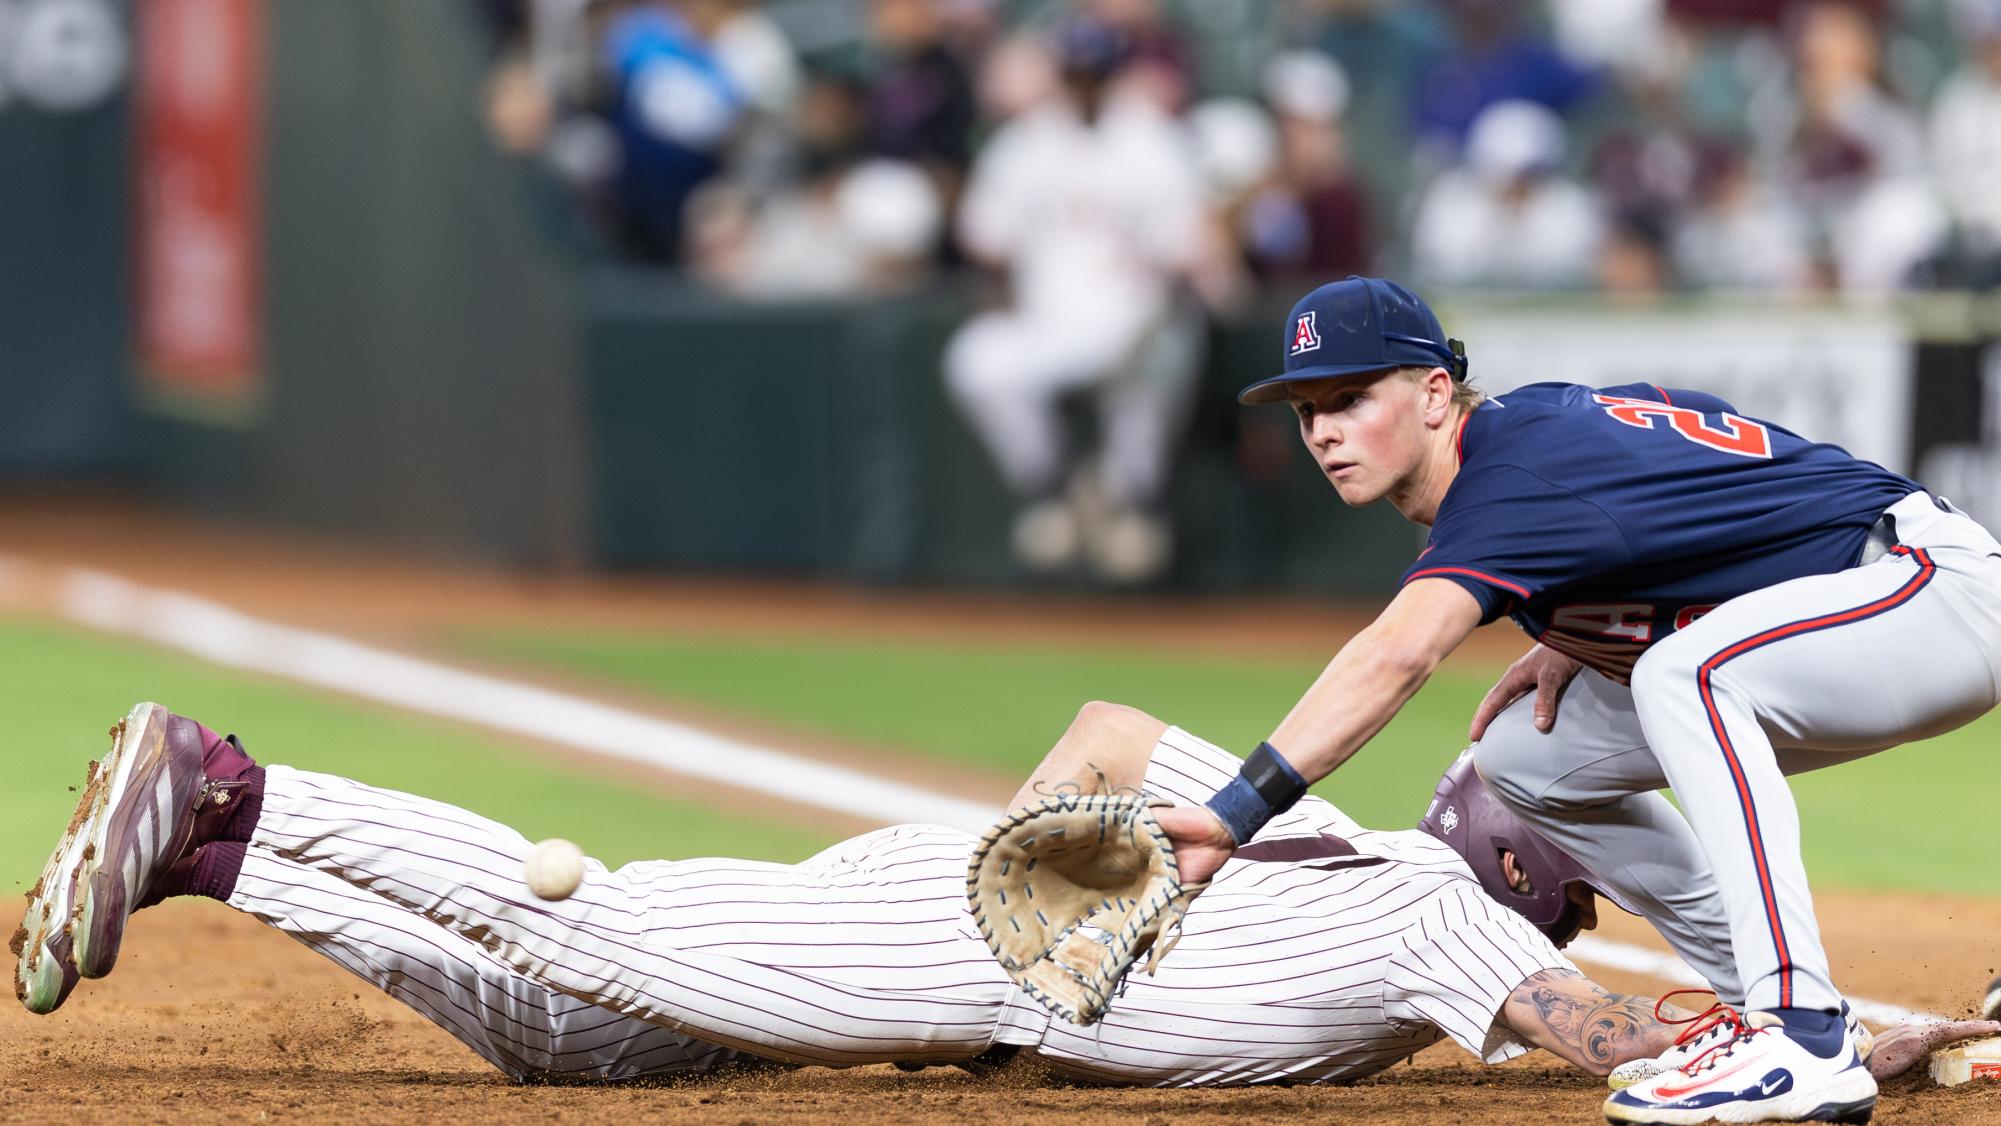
230,844,753,1081
253,767,1023,1067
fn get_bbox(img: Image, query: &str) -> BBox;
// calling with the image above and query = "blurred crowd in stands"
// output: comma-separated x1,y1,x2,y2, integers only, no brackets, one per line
475,0,2001,301
472,0,2001,583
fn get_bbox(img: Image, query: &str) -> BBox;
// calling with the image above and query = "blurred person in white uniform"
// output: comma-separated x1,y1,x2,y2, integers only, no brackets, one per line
1774,0,1944,295
1409,99,1602,291
944,19,1208,584
1671,141,1814,294
681,0,797,117
1928,0,2001,279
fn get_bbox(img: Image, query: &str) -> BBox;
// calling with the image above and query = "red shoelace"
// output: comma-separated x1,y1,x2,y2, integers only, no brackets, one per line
1657,989,1754,1075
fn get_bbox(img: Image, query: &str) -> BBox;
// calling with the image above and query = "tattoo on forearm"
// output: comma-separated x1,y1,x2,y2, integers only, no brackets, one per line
1030,763,1148,801
1518,969,1666,1068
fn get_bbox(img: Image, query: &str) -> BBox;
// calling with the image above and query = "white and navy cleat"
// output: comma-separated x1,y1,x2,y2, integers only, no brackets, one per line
1604,1010,1875,1124
1610,998,1873,1094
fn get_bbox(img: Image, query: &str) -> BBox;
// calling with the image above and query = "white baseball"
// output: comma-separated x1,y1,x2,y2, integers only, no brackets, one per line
524,838,585,901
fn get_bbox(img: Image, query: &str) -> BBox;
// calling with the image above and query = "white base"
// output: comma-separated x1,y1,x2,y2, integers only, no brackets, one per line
1931,1034,2001,1087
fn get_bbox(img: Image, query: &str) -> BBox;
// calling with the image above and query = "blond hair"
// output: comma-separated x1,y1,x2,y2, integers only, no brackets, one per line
1392,365,1484,412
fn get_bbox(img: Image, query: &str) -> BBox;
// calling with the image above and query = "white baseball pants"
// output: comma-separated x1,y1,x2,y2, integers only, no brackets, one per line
1476,491,2001,1013
943,300,1202,506
233,766,1040,1080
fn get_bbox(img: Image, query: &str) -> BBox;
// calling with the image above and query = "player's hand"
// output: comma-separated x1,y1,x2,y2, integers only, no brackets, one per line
1153,805,1237,885
1469,644,1584,742
1865,1019,2001,1080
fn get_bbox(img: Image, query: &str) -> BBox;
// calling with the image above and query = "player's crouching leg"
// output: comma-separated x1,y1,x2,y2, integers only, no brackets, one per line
1468,683,1748,1010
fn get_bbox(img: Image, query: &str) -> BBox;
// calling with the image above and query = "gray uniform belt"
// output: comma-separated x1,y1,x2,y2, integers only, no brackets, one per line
1858,491,1958,567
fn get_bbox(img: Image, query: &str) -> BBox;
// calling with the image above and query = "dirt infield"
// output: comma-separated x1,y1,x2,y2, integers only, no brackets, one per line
3,899,1998,1125
3,494,2000,1122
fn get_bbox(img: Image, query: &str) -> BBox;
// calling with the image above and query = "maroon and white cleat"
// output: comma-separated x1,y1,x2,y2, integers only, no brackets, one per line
67,703,258,983
14,755,110,1014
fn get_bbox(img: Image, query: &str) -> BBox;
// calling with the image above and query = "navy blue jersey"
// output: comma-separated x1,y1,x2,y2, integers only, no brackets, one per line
1403,382,1918,682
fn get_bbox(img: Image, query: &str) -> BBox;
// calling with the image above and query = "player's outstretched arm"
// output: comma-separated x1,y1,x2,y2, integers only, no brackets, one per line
1160,579,1483,885
1268,577,1484,783
1863,1018,2001,1079
1499,969,1686,1076
1501,969,2001,1080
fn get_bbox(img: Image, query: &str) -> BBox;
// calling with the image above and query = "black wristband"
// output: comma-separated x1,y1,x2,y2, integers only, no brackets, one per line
1204,742,1309,845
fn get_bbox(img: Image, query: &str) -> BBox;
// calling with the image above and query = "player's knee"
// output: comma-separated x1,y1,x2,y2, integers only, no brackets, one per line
942,341,983,402
1629,638,1700,708
1470,735,1557,813
1475,755,1608,818
943,319,1010,400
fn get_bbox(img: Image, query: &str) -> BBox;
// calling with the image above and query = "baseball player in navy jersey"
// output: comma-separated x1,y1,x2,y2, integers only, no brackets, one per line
1150,275,2001,1123
21,702,1986,1088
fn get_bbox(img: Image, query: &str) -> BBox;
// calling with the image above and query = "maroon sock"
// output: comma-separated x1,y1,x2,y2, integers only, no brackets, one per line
215,765,265,844
185,842,247,902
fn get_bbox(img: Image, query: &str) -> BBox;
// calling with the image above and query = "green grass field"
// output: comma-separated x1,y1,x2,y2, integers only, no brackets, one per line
0,617,835,893
459,627,2001,897
0,613,1990,900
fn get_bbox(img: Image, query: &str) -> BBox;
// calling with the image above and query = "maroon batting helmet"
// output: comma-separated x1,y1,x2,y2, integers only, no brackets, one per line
1417,750,1638,940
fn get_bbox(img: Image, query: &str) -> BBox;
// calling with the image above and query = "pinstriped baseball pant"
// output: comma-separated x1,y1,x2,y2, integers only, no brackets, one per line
228,732,1564,1086
1477,491,2001,1014
233,766,1039,1080
231,848,756,1080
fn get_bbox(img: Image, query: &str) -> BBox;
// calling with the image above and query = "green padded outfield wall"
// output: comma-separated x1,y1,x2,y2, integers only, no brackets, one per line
0,18,132,476
112,0,1416,590
141,1,588,566
582,277,1423,593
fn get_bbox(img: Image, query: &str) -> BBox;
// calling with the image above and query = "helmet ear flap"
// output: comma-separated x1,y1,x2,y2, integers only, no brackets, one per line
1418,751,1627,933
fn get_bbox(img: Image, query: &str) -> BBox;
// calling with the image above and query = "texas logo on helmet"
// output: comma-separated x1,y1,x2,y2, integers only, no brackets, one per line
1290,311,1321,356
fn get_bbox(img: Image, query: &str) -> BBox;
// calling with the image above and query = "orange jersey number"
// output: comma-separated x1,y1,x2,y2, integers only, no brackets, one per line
1592,394,1773,459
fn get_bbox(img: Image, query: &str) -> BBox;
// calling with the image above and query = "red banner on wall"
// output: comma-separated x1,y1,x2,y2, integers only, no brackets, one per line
133,0,264,411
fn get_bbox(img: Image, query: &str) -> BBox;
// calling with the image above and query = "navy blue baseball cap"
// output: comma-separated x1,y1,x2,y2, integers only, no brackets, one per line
1237,276,1467,405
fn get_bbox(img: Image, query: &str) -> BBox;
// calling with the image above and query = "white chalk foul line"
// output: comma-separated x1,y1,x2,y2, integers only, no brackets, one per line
1566,937,1939,1025
43,563,1945,1023
56,567,1000,834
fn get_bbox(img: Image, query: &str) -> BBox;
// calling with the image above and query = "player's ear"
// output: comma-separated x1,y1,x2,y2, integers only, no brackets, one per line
1421,366,1455,427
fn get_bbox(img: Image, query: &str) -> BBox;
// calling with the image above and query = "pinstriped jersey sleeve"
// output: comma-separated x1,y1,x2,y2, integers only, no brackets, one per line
1379,879,1576,1063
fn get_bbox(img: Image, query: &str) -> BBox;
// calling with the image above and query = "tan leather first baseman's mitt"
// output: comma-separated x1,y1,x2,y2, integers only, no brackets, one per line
966,793,1207,1025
